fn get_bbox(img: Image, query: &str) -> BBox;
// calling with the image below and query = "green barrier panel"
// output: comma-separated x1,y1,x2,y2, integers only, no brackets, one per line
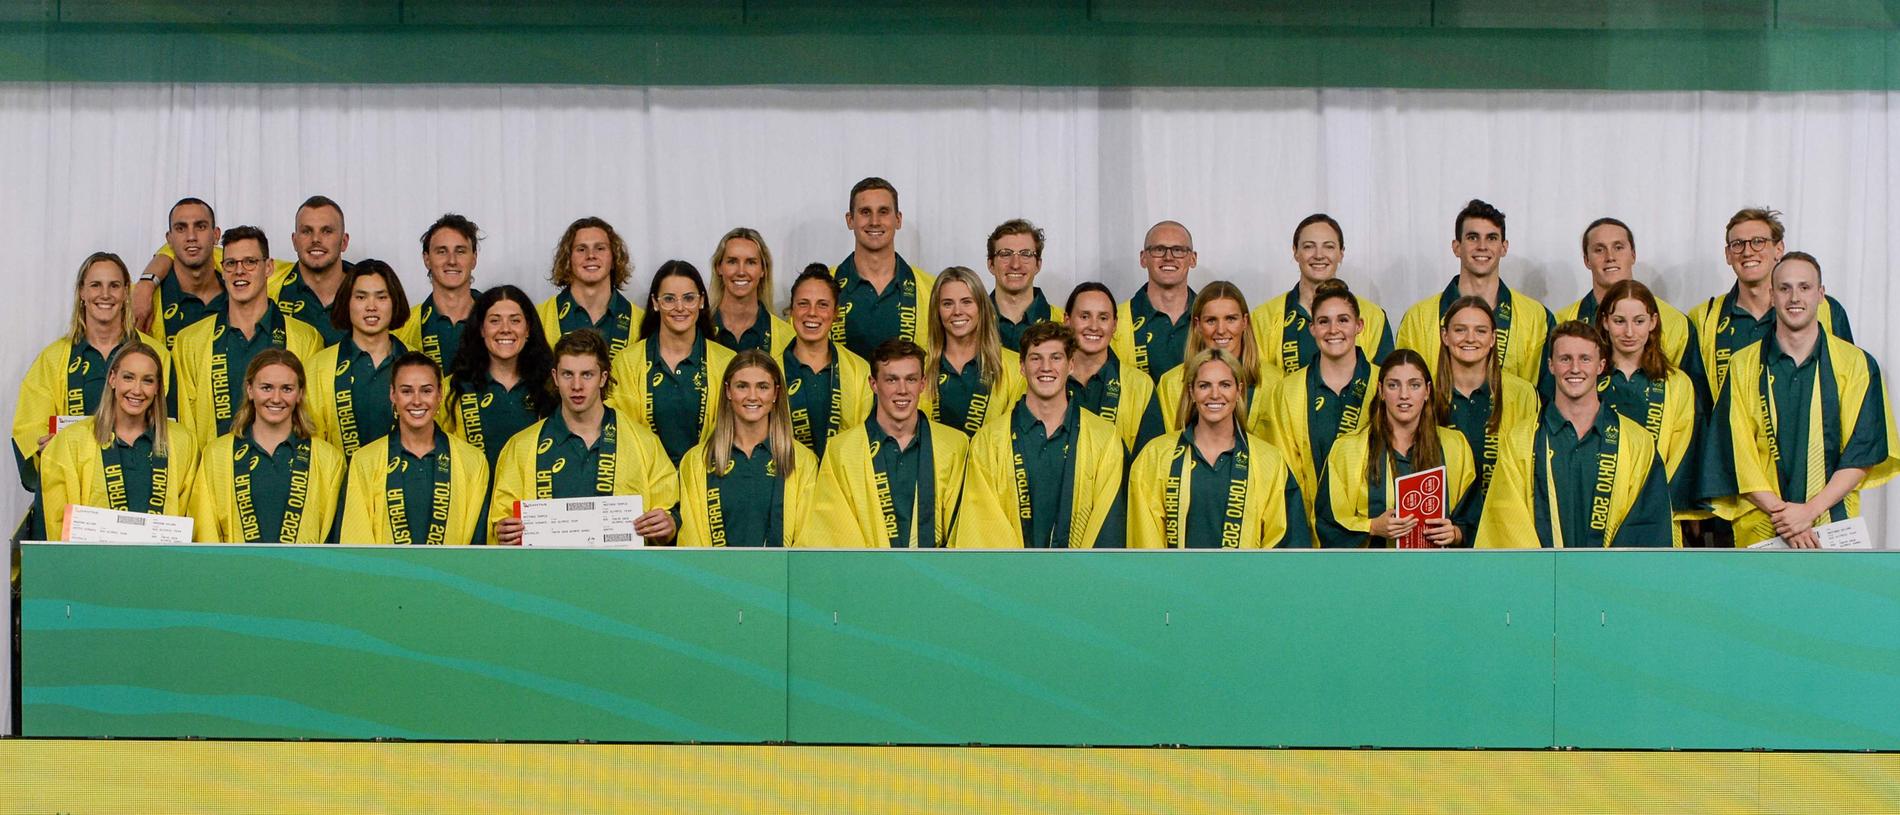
1554,551,1900,750
786,550,1555,747
21,545,789,742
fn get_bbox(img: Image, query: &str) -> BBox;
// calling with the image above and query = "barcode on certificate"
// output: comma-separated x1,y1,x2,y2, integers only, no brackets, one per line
602,533,634,543
567,501,596,511
115,515,148,527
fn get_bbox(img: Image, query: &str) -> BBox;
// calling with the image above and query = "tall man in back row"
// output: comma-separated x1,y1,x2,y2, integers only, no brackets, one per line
1687,207,1853,401
395,213,483,366
1396,199,1554,383
831,177,935,359
986,218,1063,352
1111,220,1198,378
1553,217,1709,405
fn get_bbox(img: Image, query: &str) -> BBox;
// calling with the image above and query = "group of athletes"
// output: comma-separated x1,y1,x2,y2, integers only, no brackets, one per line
11,176,1898,550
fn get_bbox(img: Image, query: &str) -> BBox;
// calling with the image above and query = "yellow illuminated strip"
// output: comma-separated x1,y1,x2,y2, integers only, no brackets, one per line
5,742,1900,814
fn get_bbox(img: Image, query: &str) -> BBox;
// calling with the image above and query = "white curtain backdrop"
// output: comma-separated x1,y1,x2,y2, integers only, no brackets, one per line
0,84,1893,533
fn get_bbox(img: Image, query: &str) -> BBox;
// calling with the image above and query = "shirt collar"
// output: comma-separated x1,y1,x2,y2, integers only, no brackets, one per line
1011,398,1074,437
991,288,1050,325
394,429,452,461
1181,422,1245,465
548,408,614,452
869,413,922,452
1540,399,1618,439
1439,275,1513,315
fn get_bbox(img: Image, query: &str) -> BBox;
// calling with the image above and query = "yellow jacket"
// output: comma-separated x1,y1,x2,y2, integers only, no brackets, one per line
41,418,200,535
1152,357,1281,440
189,432,346,543
1264,361,1380,521
488,413,679,546
1688,289,1847,397
1126,430,1302,549
829,262,937,348
919,349,1027,433
338,434,491,545
303,341,408,460
799,418,969,548
784,344,875,452
536,292,645,355
951,403,1123,548
171,312,325,444
606,338,736,447
1319,427,1477,547
12,334,168,469
1395,286,1552,383
1250,292,1391,374
675,440,819,548
1477,412,1668,548
1557,295,1693,369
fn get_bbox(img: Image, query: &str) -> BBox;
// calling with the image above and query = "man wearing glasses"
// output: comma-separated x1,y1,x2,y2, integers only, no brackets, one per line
1687,207,1853,401
1112,220,1198,378
170,226,325,444
986,218,1062,352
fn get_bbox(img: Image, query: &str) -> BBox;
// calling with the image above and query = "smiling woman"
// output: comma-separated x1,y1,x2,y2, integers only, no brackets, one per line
188,349,347,544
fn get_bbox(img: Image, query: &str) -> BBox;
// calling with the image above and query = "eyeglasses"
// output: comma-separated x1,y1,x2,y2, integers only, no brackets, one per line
991,249,1040,262
1725,236,1773,254
655,292,702,308
1145,245,1193,259
221,257,264,272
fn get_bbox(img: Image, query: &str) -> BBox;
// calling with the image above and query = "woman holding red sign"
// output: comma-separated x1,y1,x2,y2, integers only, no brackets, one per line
1315,349,1477,548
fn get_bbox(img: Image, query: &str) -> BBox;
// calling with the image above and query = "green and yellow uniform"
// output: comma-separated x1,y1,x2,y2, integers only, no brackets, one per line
992,288,1064,353
1151,356,1281,439
1067,352,1163,454
1599,366,1704,542
1556,290,1709,405
1441,373,1542,510
1687,284,1853,400
1315,426,1478,548
189,431,346,543
677,440,819,548
171,303,325,443
536,288,642,356
339,432,489,545
305,337,407,461
1110,284,1196,378
781,344,873,459
267,262,356,347
800,415,969,548
440,374,548,469
1703,332,1899,545
711,302,794,355
953,400,1124,548
394,291,480,368
1127,427,1307,548
12,334,169,480
149,242,228,350
607,335,735,465
1251,286,1394,374
42,418,200,535
830,254,933,360
921,349,1026,435
1265,353,1378,521
1395,277,1554,383
489,410,679,545
1478,402,1674,548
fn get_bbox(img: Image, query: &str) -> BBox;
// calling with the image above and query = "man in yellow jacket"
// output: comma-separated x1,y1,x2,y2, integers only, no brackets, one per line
954,322,1124,548
1395,199,1554,382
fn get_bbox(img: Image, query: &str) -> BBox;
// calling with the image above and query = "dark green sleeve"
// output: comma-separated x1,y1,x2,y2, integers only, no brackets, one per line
1679,321,1713,413
1312,466,1363,549
1828,295,1855,343
1373,320,1395,367
1696,373,1742,501
1840,354,1891,471
1278,472,1312,548
1093,476,1127,549
327,477,346,544
1133,395,1166,454
1450,475,1479,549
1610,452,1675,548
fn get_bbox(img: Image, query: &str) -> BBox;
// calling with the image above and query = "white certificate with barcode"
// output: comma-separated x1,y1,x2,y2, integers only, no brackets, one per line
61,504,194,544
1747,516,1874,550
516,495,645,548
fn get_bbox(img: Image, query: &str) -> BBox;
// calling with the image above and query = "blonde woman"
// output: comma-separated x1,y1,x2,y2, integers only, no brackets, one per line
920,266,1024,434
42,342,199,535
678,351,818,547
189,349,346,543
709,227,794,354
1152,281,1279,437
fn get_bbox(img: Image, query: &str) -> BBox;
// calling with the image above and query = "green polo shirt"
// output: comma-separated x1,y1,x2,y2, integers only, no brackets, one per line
934,355,988,433
1445,382,1499,494
333,337,405,454
1569,290,1711,408
1182,426,1242,549
1126,284,1195,377
66,340,119,414
1535,402,1672,548
274,264,351,346
236,433,308,542
868,415,926,548
834,253,922,359
708,442,783,547
1307,354,1373,475
1066,352,1166,453
1009,400,1076,548
541,409,618,499
1758,336,1893,508
452,375,545,468
157,272,224,350
211,303,296,436
711,302,776,353
412,291,479,367
554,288,637,353
1273,284,1396,371
390,432,453,545
647,336,709,464
101,427,159,513
783,345,843,458
992,288,1055,353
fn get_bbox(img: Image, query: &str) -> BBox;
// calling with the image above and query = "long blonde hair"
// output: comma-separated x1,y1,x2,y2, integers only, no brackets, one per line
703,350,798,477
924,266,1004,400
1174,348,1250,434
1182,281,1260,390
231,349,317,439
92,341,171,456
709,227,776,314
67,252,136,346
